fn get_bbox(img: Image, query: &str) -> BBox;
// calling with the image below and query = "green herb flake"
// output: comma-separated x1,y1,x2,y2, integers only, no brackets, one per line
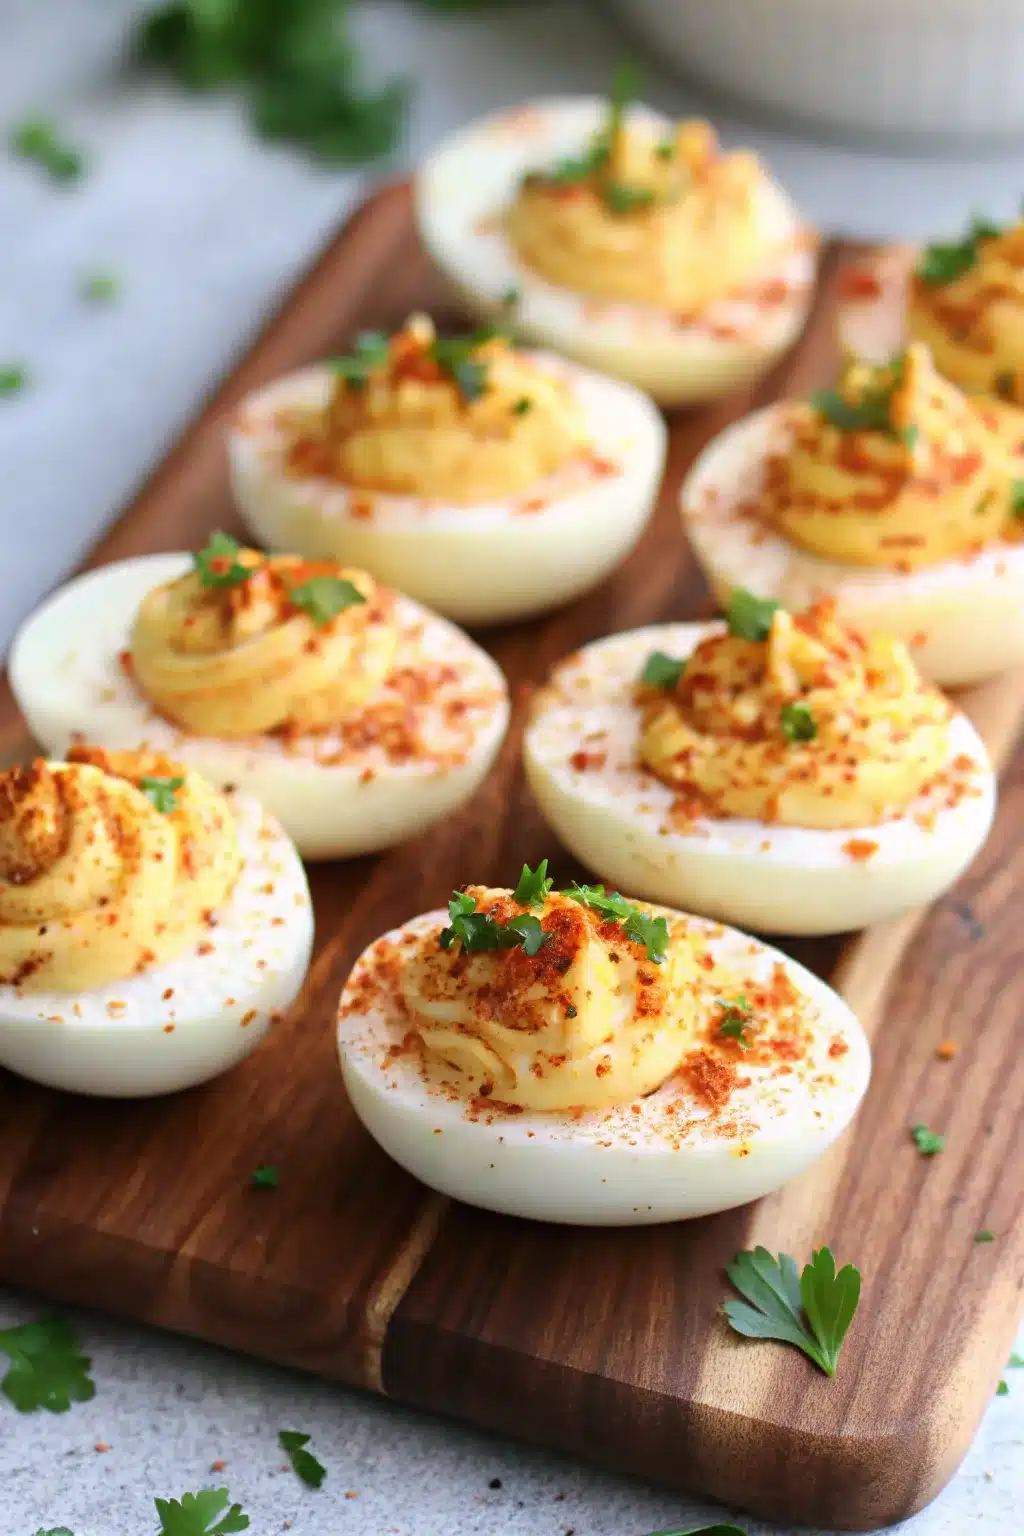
654,139,676,161
34,1528,75,1535
154,1486,249,1534
566,1004,578,1019
330,330,390,389
641,1526,749,1535
429,333,495,403
911,1123,945,1156
251,1164,279,1190
997,1379,1010,1396
279,1429,326,1489
811,384,895,436
193,530,248,589
718,998,752,1048
9,116,84,183
974,1229,995,1244
917,215,1001,287
1010,479,1024,517
139,775,185,814
723,1246,861,1377
1009,1352,1024,1367
600,180,655,216
726,588,781,643
564,882,669,963
0,364,28,397
639,651,687,690
512,396,533,416
780,701,817,743
81,270,120,304
501,286,521,309
0,1315,95,1414
512,860,553,908
439,891,550,958
289,575,366,626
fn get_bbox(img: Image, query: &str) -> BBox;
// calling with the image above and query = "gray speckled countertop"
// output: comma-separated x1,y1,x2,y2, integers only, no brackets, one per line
1,2,1023,1531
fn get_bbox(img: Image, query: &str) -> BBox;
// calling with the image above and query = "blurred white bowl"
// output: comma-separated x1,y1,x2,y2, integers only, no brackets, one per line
605,0,1024,145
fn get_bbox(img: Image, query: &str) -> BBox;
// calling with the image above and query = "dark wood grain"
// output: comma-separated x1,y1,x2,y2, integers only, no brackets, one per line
0,180,1021,1532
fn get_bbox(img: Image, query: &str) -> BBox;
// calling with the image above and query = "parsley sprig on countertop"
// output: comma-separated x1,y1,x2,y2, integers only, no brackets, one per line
155,1487,248,1534
9,117,84,183
279,1428,327,1488
643,1526,749,1535
723,1246,861,1376
0,1315,95,1413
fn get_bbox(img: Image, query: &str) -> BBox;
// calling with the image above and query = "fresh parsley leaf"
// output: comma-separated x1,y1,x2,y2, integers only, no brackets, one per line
9,117,84,183
917,215,1001,287
563,883,669,963
1009,1352,1024,1367
429,334,495,402
193,530,248,588
654,139,676,161
642,1526,749,1535
600,180,655,216
639,651,687,690
279,1428,326,1489
512,396,532,416
974,1230,995,1244
0,364,28,397
723,1246,860,1377
997,1379,1010,1396
139,775,185,814
501,285,521,308
439,893,551,957
35,1528,75,1535
718,997,751,1048
0,1316,95,1413
780,701,816,743
811,384,895,435
251,1164,279,1190
289,575,366,626
1011,479,1024,517
154,1487,249,1534
605,58,637,145
81,270,120,303
512,860,553,908
911,1124,945,1156
726,588,781,643
330,330,390,389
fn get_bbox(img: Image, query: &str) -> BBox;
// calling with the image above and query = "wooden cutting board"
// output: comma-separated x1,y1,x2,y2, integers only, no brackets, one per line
1,181,1022,1533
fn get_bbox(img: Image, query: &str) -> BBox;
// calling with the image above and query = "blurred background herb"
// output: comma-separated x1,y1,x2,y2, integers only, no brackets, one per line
134,0,510,165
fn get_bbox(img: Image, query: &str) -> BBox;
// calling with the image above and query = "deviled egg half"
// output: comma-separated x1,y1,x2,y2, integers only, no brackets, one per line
229,315,665,625
523,593,995,936
681,345,1024,686
337,867,870,1225
9,540,509,861
0,748,311,1096
416,72,817,406
838,212,1024,407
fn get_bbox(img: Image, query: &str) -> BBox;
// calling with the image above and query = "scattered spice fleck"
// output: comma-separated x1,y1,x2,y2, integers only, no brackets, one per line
936,1039,958,1060
94,1441,110,1453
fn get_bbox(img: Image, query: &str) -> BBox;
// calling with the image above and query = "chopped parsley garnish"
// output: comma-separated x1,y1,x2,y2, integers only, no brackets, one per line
997,1379,1010,1396
0,364,28,397
723,1246,860,1377
639,651,687,690
9,117,84,183
0,1315,95,1413
194,530,248,589
330,330,390,389
811,383,895,435
439,892,549,957
251,1164,279,1190
35,1528,75,1535
139,775,185,814
600,180,655,216
654,138,675,161
917,215,1001,287
81,269,120,303
1011,479,1024,517
564,882,669,963
1010,1352,1024,1367
501,285,521,309
279,1429,326,1489
911,1123,945,1156
512,396,533,416
974,1230,995,1244
641,1527,749,1535
512,859,553,908
154,1487,249,1534
718,997,751,1048
566,1004,578,1019
780,701,817,743
289,574,366,626
429,333,495,403
726,588,781,643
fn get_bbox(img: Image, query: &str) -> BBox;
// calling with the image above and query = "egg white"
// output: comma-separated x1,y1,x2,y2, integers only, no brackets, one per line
337,908,870,1226
415,97,817,407
523,624,995,936
228,354,665,626
9,554,510,862
0,790,312,1098
680,404,1024,687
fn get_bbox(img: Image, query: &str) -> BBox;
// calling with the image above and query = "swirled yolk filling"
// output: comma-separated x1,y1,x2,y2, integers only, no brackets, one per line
286,314,588,503
507,93,770,315
398,886,700,1112
910,217,1024,408
0,747,242,994
130,543,398,738
638,599,953,830
767,344,1018,569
